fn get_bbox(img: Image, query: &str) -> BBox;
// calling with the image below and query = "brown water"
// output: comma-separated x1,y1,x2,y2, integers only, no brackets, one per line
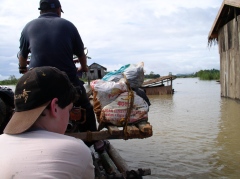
7,79,240,178
110,78,240,179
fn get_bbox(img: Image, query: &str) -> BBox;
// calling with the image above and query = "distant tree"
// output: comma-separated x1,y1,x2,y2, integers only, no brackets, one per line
0,75,18,85
8,75,17,81
195,69,220,80
144,71,160,79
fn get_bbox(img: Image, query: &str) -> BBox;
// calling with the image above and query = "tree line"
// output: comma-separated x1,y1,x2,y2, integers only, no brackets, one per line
194,69,220,80
0,69,220,85
0,75,18,85
176,69,220,80
144,71,160,79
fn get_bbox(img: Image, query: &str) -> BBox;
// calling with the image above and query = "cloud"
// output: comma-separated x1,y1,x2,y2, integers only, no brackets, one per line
0,0,222,79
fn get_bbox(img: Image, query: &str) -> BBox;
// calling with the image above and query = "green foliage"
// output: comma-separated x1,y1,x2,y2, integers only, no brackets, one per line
194,69,220,80
176,73,195,78
0,75,18,85
144,71,160,79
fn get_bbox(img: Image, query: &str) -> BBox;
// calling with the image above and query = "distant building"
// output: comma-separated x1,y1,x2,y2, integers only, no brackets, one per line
208,0,240,100
86,63,107,80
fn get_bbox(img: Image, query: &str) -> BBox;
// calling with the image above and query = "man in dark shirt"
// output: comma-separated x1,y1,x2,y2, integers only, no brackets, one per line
18,0,97,137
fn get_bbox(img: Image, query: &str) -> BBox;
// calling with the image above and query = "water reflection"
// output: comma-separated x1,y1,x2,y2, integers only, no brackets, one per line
211,98,240,178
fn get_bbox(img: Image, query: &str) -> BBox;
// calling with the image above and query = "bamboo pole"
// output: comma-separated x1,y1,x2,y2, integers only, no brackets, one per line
106,143,129,173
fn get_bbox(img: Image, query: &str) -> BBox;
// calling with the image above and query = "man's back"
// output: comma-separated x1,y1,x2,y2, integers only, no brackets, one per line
20,13,84,81
0,130,94,179
17,1,97,135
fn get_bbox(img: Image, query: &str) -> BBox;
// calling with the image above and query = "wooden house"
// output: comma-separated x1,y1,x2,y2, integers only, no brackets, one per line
208,0,240,100
86,62,107,80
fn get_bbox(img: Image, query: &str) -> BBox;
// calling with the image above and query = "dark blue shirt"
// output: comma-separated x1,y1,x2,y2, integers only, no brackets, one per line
19,13,84,82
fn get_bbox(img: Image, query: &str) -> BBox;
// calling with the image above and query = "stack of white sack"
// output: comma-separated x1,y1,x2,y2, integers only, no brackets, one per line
102,62,145,88
90,62,149,130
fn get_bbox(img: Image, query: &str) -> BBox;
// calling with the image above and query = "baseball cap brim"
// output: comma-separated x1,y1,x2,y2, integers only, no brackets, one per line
4,101,50,134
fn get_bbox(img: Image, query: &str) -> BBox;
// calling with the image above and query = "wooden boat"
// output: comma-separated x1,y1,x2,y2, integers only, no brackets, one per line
90,140,151,179
66,121,152,179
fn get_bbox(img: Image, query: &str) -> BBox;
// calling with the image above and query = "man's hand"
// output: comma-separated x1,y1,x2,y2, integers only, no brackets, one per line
77,54,88,72
18,53,28,74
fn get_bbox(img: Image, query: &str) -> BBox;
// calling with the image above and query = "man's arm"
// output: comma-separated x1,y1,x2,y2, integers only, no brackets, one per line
18,54,28,74
77,54,88,72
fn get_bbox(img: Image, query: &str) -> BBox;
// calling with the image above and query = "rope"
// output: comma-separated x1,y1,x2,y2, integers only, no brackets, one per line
123,75,134,140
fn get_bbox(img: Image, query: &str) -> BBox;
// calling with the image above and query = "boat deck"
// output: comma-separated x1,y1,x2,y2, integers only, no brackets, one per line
66,121,153,178
66,121,152,141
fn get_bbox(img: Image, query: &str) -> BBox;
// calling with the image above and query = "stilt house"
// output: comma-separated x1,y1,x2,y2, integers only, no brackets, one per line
208,0,240,100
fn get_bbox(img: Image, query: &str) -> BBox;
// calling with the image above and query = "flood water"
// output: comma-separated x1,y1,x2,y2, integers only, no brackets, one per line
110,78,240,179
6,78,240,178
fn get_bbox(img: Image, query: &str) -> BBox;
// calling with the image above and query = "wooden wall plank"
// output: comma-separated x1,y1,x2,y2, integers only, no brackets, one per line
238,16,240,51
224,23,228,51
229,49,235,98
227,20,233,50
219,15,240,99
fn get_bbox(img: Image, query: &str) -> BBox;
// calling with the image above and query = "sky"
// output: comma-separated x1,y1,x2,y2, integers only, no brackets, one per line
0,0,223,80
